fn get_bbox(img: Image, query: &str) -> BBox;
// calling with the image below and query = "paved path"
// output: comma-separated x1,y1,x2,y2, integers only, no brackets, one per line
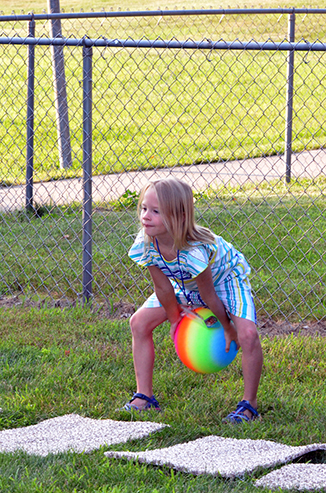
1,149,325,212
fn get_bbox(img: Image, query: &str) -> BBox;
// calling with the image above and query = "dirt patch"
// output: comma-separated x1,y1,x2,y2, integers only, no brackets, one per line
0,295,76,310
0,296,136,319
0,295,325,337
98,301,136,320
258,316,326,338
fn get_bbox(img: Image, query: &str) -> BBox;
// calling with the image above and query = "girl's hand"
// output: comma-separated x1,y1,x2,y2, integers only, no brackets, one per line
169,319,180,341
223,321,240,352
169,305,195,341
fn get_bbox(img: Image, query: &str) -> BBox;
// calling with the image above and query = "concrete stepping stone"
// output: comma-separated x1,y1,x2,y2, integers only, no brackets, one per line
0,414,167,456
105,435,326,479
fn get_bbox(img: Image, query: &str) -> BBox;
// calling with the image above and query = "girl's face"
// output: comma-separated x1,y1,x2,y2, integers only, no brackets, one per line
140,188,170,240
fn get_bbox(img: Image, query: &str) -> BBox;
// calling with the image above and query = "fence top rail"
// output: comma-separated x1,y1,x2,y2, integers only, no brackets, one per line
1,8,326,23
1,35,326,52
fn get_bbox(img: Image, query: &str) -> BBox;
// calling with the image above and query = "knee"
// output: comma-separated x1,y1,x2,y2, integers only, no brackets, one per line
130,311,141,336
238,323,261,351
130,310,152,338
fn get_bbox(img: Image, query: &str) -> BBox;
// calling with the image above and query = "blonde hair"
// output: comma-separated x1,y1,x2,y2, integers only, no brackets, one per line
138,178,215,250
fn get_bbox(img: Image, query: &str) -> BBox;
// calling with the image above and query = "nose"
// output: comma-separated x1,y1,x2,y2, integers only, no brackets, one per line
142,209,151,220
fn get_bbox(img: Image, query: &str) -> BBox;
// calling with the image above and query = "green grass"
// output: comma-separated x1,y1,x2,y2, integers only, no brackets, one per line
1,0,325,15
1,6,326,185
0,305,324,492
1,177,326,321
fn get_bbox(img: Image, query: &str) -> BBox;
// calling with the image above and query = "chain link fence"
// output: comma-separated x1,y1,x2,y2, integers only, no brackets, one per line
0,8,326,323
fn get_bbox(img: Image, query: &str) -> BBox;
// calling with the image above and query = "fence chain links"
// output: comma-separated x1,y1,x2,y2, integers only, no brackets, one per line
0,9,325,323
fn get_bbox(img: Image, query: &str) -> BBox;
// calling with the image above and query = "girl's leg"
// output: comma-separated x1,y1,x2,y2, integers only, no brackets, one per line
230,315,263,418
129,306,167,409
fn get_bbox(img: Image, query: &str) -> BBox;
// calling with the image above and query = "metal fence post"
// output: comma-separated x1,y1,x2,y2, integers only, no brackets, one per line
82,43,93,306
26,17,35,212
285,11,295,183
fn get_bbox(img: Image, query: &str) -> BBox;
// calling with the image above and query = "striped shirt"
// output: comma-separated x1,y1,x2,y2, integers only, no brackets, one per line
129,230,256,321
129,229,249,292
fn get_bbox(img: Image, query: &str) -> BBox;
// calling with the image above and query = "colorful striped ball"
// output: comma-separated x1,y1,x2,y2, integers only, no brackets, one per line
174,307,238,374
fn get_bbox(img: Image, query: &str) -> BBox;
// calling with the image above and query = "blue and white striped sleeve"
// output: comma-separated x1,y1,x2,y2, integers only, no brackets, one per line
128,231,152,267
186,246,210,278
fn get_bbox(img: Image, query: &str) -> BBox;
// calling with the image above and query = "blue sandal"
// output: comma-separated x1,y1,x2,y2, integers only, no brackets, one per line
122,393,161,412
223,400,259,424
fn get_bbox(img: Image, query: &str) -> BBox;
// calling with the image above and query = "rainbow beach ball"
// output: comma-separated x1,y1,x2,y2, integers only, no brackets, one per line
174,307,238,374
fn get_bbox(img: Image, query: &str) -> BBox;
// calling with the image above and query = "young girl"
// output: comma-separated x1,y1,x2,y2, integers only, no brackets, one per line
124,178,263,423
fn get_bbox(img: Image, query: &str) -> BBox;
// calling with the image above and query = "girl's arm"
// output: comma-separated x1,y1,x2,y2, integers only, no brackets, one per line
195,265,239,351
148,265,183,339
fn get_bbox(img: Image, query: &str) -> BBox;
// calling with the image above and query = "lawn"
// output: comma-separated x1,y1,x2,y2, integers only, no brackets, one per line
0,0,324,14
0,5,326,185
0,305,325,492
